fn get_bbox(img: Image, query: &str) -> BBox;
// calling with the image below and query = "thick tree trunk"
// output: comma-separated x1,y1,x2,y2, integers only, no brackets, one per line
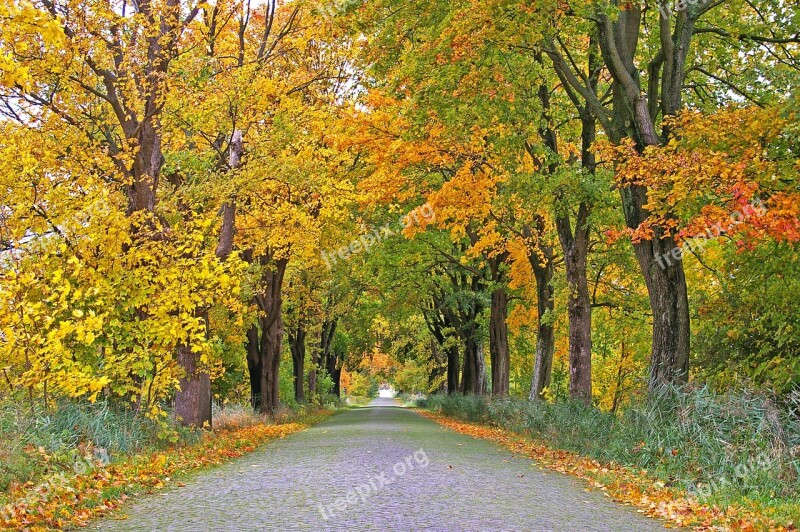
174,131,242,427
631,227,691,387
461,331,486,395
326,348,342,397
489,288,510,396
562,227,592,405
174,344,212,427
260,295,285,414
597,9,692,392
243,255,287,416
289,325,306,403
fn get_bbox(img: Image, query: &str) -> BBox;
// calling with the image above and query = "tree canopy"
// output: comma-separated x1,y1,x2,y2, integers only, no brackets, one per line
0,0,798,425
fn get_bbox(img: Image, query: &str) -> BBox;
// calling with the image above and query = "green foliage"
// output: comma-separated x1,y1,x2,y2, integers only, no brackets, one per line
346,371,376,398
393,362,431,394
692,241,800,394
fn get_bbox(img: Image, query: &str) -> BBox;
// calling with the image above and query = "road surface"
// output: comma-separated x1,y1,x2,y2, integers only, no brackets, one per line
94,398,667,531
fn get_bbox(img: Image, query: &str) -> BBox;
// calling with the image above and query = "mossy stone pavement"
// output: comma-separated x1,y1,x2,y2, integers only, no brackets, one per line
94,398,668,531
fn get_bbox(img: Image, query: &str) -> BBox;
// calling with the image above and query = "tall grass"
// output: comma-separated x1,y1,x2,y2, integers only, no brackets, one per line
0,399,191,492
418,386,800,504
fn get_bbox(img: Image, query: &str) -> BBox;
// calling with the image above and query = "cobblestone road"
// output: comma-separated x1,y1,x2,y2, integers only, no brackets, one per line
94,398,668,531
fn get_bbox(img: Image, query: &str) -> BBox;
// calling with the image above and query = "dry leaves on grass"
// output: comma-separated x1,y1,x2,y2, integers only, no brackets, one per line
417,410,793,532
0,411,333,530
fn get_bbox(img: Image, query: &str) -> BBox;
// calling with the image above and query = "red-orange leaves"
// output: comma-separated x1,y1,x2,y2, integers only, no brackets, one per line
602,106,800,246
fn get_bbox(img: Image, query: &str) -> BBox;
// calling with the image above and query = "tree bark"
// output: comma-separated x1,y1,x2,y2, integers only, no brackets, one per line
174,131,243,427
243,251,288,415
246,324,262,411
326,346,342,397
597,8,691,391
461,328,486,395
489,287,510,396
289,325,306,402
259,258,287,414
561,216,592,405
527,223,556,400
632,231,691,387
174,344,212,427
308,346,318,397
319,318,337,396
530,263,555,400
446,344,460,394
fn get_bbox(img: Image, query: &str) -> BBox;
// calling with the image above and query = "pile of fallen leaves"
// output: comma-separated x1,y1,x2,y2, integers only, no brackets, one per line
417,410,794,531
0,411,333,530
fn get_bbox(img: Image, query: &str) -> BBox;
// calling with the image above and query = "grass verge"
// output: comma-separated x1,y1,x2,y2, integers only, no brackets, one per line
415,388,799,531
0,407,334,530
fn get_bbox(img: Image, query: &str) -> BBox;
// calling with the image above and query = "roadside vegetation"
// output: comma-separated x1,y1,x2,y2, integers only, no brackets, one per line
0,397,336,529
416,388,800,526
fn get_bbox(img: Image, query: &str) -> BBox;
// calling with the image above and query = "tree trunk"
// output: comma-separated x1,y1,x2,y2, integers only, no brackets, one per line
246,324,262,411
489,288,510,396
326,347,342,398
462,330,486,395
318,318,337,397
260,293,285,415
475,342,486,395
423,299,460,394
597,9,692,392
174,131,242,427
174,344,212,427
530,271,555,400
308,347,318,397
289,325,306,403
446,344,460,394
562,225,592,405
528,228,556,400
246,255,287,416
428,340,447,392
631,229,691,388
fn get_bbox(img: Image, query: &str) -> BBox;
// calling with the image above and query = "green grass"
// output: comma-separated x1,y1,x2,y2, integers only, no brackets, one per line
417,386,800,518
0,398,187,493
0,396,343,496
